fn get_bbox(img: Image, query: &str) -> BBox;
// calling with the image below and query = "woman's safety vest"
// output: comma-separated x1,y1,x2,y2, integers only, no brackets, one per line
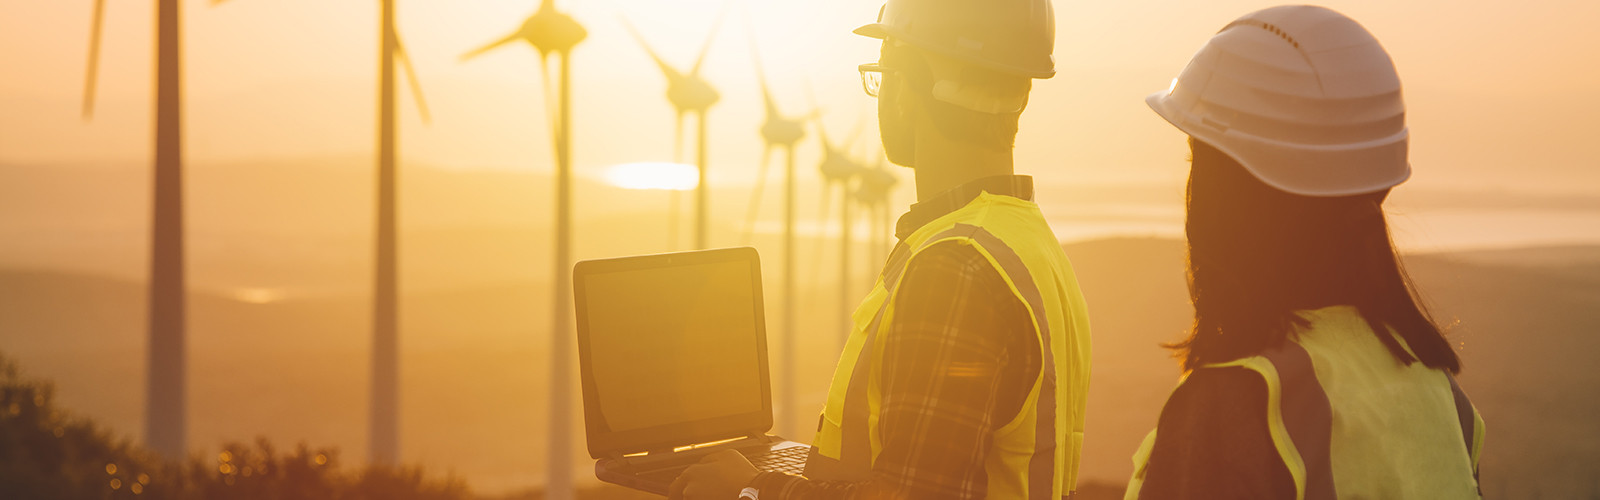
803,191,1092,499
1124,306,1485,500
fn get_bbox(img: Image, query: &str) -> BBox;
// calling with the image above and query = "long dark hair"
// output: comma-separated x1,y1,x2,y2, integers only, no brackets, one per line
1169,139,1460,373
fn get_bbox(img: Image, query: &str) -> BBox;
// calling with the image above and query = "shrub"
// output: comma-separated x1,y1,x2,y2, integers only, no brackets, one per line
0,352,468,500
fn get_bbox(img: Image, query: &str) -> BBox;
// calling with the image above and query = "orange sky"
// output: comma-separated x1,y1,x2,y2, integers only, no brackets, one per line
3,0,1599,197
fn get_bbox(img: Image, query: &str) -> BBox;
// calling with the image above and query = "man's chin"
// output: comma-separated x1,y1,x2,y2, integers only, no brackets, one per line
881,134,916,168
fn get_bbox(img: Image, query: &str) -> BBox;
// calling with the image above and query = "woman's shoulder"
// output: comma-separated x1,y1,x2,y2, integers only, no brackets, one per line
1140,366,1294,499
1166,366,1269,420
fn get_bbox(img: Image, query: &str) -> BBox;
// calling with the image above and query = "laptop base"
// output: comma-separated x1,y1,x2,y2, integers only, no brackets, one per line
596,435,809,496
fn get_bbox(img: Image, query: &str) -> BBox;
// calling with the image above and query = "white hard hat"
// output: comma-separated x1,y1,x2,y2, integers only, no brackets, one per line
1147,5,1409,197
855,0,1057,79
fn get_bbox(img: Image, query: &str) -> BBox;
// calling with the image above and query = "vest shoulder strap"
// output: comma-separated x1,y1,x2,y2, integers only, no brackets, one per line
1205,341,1336,500
907,222,1063,500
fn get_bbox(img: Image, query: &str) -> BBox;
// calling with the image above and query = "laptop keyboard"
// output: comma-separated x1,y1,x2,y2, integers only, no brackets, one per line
635,445,809,484
745,445,808,474
742,445,806,471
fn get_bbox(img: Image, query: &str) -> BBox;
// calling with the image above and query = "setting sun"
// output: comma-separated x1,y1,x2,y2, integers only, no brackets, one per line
604,162,699,191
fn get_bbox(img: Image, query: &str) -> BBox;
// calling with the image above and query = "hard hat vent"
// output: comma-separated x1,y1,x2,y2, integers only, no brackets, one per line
1221,20,1300,50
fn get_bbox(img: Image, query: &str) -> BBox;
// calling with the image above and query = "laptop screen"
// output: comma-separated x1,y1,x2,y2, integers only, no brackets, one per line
574,247,771,457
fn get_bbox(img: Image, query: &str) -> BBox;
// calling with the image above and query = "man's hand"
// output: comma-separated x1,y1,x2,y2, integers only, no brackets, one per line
667,449,761,500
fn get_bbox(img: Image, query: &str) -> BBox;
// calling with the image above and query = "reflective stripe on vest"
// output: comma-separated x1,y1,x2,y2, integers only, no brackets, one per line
1258,341,1337,500
1125,315,1485,500
1447,375,1486,495
807,193,1089,500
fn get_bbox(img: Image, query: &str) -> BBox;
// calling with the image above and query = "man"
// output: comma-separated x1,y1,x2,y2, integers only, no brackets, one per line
670,0,1091,498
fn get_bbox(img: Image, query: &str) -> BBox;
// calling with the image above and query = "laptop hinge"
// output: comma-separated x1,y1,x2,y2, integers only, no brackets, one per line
645,446,677,456
616,435,770,466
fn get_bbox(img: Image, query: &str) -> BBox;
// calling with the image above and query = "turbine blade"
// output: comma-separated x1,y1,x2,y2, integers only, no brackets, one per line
689,0,733,76
82,0,106,119
803,79,825,129
811,91,833,151
618,15,682,80
395,36,432,124
744,17,779,116
844,113,865,153
460,32,520,62
741,144,775,245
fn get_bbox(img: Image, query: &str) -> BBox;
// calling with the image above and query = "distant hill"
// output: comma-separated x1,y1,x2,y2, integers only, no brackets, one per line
1,238,1597,496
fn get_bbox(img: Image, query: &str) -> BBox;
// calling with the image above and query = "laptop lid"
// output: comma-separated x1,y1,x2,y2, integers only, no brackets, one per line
573,247,772,459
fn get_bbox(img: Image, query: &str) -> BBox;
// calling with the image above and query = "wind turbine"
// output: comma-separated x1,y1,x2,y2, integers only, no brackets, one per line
621,11,726,250
371,0,431,467
461,1,586,498
813,118,867,343
853,152,898,288
737,28,810,439
80,0,230,461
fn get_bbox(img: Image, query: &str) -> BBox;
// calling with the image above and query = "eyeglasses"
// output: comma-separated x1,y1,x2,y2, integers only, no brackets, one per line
858,63,894,98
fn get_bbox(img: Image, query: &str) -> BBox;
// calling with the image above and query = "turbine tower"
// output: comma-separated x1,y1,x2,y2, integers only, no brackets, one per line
621,12,725,250
461,1,586,498
81,0,229,461
853,153,898,287
813,119,866,343
371,0,431,467
738,31,810,439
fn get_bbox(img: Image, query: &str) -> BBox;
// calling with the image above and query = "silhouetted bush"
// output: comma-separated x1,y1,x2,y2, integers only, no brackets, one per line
0,352,468,500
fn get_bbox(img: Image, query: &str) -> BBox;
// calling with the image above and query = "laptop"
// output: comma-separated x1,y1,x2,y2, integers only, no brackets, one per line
573,247,809,495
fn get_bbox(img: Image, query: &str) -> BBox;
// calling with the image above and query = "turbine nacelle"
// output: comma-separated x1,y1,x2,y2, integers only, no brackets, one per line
819,149,864,182
461,1,586,62
667,76,720,113
816,118,867,183
620,12,724,116
854,162,898,205
519,4,588,55
761,115,805,147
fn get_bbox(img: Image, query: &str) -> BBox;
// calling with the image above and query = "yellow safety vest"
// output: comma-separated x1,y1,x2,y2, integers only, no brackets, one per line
1125,306,1485,500
804,191,1093,499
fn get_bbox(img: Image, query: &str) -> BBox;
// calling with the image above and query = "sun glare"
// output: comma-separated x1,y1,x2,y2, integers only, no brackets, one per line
605,162,699,191
232,287,284,305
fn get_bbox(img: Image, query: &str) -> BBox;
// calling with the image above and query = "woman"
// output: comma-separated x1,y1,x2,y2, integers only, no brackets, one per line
1125,6,1484,499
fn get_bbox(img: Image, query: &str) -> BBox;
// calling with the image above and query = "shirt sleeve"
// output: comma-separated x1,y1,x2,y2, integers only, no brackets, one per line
1136,366,1295,500
754,241,1039,500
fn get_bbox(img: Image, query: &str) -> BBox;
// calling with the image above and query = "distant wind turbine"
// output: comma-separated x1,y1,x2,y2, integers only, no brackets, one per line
371,0,431,467
812,117,867,343
852,152,898,288
621,11,727,250
738,26,813,439
80,0,233,461
461,1,587,498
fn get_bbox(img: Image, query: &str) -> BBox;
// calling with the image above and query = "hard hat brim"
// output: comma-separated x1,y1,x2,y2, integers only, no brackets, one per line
1146,91,1412,198
854,23,888,39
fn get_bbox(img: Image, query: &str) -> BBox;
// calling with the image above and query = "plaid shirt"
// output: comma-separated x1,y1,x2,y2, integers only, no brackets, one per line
752,176,1042,500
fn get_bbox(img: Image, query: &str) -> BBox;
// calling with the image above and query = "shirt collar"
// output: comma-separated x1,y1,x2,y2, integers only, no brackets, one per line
895,175,1035,241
